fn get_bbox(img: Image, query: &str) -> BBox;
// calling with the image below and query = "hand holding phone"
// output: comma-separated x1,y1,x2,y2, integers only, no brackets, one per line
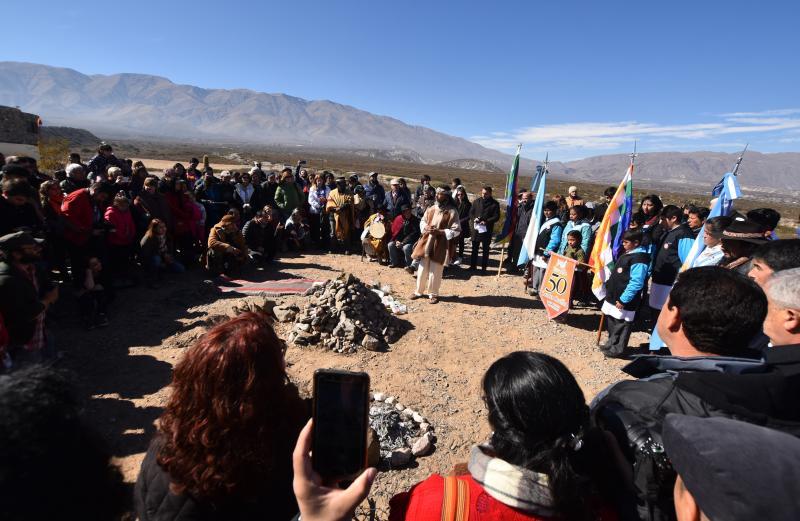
293,420,377,521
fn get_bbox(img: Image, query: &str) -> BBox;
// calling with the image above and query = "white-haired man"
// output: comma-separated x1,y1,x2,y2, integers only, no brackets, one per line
763,267,800,347
410,186,460,304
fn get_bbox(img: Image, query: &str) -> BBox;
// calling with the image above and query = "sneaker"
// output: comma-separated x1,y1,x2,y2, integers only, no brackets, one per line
405,266,416,275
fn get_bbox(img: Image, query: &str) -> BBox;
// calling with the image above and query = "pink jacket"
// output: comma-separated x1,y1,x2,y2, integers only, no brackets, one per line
104,206,136,246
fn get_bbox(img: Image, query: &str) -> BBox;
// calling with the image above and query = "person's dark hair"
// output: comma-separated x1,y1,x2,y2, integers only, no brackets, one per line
0,366,125,520
622,229,643,244
603,187,616,198
420,174,431,182
751,239,800,272
704,215,732,238
483,352,612,521
157,311,307,503
660,204,683,221
543,200,559,213
89,181,110,194
2,178,34,198
630,211,646,227
567,230,582,242
1,164,30,180
452,177,462,186
570,204,588,220
482,185,493,192
689,206,710,220
668,267,767,355
98,143,113,153
639,194,664,216
746,208,781,232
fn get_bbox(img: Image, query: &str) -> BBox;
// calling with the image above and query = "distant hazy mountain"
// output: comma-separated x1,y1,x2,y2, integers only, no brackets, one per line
437,158,504,172
2,62,797,193
553,151,799,196
0,61,513,165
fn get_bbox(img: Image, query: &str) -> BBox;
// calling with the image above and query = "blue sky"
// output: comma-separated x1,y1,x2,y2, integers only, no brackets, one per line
3,0,799,159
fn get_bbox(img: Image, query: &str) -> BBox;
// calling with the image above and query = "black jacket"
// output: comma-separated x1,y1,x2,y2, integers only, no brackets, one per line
468,196,500,239
0,261,45,345
592,352,799,521
651,223,694,285
392,214,421,245
514,201,535,238
135,437,298,521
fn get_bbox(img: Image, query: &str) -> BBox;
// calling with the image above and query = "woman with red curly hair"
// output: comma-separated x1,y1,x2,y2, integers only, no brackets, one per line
134,311,308,520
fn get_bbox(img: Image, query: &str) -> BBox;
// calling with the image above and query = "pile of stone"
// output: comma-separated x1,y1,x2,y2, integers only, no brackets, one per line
369,392,435,467
274,273,405,354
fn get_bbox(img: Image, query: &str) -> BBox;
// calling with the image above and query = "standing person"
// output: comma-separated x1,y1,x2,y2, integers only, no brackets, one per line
468,186,500,272
648,205,695,318
186,157,202,187
413,174,431,205
553,195,569,223
450,177,462,191
593,187,616,225
307,174,330,247
388,204,420,269
61,163,90,194
364,172,386,213
453,185,471,265
526,200,563,295
39,180,68,278
686,206,709,237
762,267,800,347
746,208,781,239
325,176,356,254
384,178,411,218
693,216,732,267
85,143,124,182
565,185,584,208
233,172,257,220
76,256,110,330
557,205,592,256
61,182,110,283
397,178,413,205
719,218,768,275
747,239,800,288
134,177,173,235
260,172,279,208
410,186,460,304
274,169,302,219
103,193,137,285
0,178,43,236
135,311,309,521
637,194,665,244
0,232,59,367
600,230,650,358
509,190,534,272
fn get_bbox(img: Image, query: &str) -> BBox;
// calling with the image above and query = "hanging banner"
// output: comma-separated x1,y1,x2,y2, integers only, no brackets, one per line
540,253,577,319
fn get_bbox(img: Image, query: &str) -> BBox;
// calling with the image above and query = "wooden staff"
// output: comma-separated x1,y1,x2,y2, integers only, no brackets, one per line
496,244,506,279
595,313,605,345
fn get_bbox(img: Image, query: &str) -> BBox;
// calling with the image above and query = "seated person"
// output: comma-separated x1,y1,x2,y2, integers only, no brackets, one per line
388,204,420,268
75,256,109,330
361,206,391,262
206,214,248,276
242,207,279,263
284,208,309,251
139,218,185,286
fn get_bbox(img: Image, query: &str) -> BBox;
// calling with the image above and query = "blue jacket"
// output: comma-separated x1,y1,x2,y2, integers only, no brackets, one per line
384,190,411,217
558,220,591,255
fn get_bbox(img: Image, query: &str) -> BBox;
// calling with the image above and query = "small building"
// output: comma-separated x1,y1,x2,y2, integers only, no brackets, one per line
0,105,41,159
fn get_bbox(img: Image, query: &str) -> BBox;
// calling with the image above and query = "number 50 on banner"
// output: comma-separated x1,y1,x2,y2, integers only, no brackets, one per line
540,253,578,319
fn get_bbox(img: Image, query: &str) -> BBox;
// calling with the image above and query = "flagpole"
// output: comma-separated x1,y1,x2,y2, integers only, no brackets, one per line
596,141,637,347
496,144,522,279
731,143,748,176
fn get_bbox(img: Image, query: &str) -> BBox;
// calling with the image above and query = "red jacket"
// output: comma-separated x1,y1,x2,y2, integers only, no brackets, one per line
61,188,93,245
389,474,617,521
104,206,136,246
166,192,195,236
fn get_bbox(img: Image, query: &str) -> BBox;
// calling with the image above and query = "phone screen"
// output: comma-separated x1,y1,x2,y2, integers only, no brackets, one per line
312,370,370,478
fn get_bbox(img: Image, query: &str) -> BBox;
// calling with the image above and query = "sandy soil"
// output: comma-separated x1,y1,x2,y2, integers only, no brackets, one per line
55,250,645,519
128,158,247,172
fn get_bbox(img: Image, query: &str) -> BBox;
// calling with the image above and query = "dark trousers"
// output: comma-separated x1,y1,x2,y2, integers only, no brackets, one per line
604,315,633,356
509,234,524,271
470,232,492,270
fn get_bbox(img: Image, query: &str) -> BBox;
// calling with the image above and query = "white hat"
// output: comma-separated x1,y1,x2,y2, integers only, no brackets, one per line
220,170,232,178
568,185,578,193
390,178,401,185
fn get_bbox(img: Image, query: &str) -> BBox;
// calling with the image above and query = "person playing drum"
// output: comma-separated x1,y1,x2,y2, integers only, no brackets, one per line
361,204,390,263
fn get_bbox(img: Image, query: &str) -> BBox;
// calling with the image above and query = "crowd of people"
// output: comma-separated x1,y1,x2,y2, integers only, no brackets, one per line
1,145,800,520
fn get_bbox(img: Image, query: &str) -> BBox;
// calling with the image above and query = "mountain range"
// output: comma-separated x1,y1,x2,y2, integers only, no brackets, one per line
1,61,797,195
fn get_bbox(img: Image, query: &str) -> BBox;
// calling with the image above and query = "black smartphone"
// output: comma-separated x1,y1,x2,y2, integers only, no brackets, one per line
312,369,370,479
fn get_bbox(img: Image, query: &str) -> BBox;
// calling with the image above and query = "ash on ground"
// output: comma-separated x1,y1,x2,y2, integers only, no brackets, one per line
274,273,409,354
369,392,435,468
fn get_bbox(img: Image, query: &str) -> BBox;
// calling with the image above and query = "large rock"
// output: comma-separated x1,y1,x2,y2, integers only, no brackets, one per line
362,335,382,351
390,447,412,467
273,305,297,323
411,433,434,457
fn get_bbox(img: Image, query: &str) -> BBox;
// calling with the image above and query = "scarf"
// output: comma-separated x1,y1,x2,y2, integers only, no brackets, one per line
468,444,556,517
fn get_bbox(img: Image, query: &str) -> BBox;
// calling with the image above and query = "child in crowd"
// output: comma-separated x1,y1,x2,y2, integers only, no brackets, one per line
694,216,732,267
77,256,109,330
563,230,589,305
562,230,586,263
600,230,650,358
139,218,185,287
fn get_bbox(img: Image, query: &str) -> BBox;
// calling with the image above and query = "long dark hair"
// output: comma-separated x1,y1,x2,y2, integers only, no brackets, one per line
483,352,610,520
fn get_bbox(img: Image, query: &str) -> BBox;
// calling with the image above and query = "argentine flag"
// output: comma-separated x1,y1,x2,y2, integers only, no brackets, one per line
517,164,547,266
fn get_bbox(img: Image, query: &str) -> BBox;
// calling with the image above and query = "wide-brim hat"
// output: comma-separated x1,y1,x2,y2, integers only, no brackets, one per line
0,231,44,251
721,218,768,244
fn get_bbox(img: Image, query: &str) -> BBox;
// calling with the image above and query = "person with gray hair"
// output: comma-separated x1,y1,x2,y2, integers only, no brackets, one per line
61,163,90,194
763,267,800,347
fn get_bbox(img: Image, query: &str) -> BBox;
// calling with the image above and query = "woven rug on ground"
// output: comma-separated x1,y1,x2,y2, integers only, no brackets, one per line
217,277,321,296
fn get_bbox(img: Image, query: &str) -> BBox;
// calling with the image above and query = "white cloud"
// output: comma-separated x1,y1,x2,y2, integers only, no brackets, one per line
471,109,800,158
